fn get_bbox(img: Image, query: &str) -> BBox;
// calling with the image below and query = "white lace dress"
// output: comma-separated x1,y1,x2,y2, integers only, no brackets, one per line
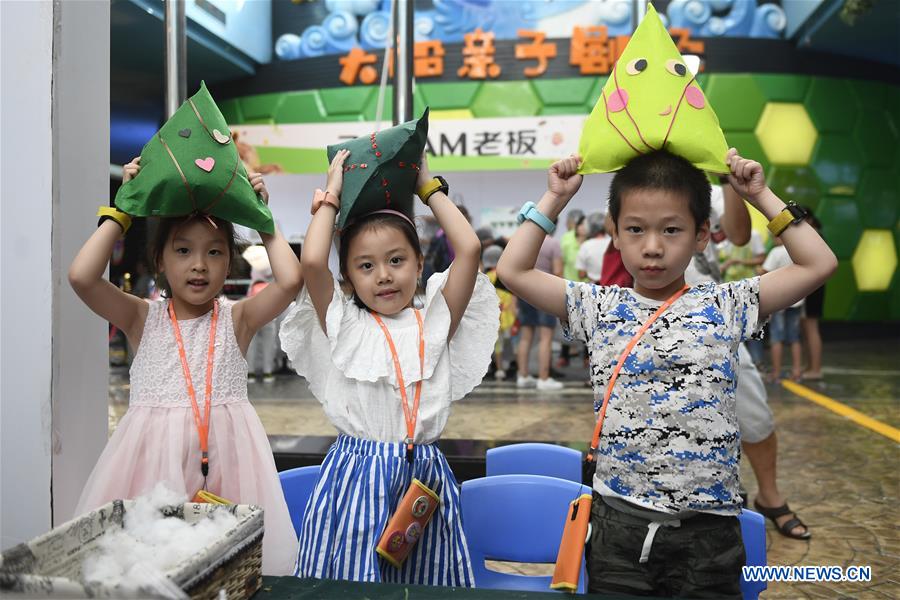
74,298,298,576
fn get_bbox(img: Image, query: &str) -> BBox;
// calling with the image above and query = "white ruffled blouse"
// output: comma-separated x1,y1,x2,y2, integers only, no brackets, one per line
279,269,499,444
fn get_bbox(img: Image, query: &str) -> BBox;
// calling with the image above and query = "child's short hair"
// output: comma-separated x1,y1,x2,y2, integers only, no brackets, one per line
608,150,711,230
148,215,238,298
338,212,423,309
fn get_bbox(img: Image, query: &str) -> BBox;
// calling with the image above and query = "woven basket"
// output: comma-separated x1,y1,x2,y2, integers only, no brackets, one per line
0,500,263,599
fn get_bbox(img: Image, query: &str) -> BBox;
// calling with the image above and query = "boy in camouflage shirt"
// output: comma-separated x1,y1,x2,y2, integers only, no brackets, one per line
497,149,836,598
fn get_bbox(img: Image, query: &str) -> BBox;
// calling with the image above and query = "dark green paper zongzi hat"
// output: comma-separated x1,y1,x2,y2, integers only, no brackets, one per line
327,108,429,230
115,81,274,234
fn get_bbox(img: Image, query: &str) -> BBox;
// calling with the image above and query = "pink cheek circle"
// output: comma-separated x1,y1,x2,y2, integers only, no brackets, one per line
607,88,629,113
685,86,705,109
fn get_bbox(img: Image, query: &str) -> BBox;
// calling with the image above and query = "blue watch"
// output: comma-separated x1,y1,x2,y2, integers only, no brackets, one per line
517,201,556,235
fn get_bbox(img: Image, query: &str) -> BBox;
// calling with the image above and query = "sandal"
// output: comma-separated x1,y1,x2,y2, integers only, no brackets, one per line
754,499,811,540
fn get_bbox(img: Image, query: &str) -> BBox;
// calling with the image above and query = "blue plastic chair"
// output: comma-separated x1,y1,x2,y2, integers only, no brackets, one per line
278,465,321,539
461,474,590,593
738,508,767,600
486,443,583,483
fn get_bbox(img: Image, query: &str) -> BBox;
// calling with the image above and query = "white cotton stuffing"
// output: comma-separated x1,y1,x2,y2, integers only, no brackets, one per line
82,483,238,597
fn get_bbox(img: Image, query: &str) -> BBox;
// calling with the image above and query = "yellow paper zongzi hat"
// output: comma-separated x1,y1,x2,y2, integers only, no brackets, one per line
578,4,728,174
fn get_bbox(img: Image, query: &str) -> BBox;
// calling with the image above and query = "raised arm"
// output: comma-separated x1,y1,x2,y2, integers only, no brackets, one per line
726,148,837,319
496,155,582,321
233,173,304,353
719,180,751,246
418,156,481,339
302,149,349,331
68,157,148,349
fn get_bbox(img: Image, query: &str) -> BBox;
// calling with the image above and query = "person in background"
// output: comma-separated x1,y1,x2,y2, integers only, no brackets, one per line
482,244,517,381
558,209,586,367
246,261,278,384
762,237,804,382
599,213,634,287
719,229,767,365
799,207,825,380
130,261,155,299
576,211,611,283
475,225,495,250
719,230,766,282
516,232,564,391
423,204,470,281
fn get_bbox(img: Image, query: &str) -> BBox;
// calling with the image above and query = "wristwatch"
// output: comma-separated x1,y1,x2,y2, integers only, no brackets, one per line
517,201,556,235
767,202,807,237
311,188,339,215
416,176,449,205
97,206,132,236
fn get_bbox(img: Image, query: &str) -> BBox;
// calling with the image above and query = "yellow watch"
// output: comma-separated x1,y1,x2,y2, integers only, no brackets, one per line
416,176,448,205
96,206,132,235
767,203,807,237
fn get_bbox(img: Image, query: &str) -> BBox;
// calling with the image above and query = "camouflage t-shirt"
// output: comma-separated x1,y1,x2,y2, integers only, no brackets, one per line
563,278,764,515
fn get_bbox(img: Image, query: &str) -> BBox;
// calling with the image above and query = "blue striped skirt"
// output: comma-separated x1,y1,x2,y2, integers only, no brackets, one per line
295,434,475,586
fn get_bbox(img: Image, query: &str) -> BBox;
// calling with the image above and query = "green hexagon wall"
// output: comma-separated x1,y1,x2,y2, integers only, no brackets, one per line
219,74,900,321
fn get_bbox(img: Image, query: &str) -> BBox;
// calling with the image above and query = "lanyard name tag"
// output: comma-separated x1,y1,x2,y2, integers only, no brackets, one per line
371,309,440,568
371,309,425,462
168,301,218,491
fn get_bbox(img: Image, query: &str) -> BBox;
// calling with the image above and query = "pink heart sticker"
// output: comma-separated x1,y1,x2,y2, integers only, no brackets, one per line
195,157,215,172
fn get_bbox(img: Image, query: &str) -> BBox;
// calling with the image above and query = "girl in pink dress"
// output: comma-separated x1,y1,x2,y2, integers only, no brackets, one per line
69,157,302,575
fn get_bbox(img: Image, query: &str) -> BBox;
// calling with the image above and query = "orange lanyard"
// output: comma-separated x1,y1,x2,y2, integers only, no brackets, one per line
371,309,425,462
168,300,218,482
586,285,689,464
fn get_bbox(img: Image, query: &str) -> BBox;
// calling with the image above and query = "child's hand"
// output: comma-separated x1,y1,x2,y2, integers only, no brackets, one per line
326,149,350,200
547,154,583,203
726,148,767,203
416,151,432,190
122,157,141,183
249,172,268,205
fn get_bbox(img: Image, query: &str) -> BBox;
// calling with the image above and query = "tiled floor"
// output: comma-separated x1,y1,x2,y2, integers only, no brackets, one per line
109,338,900,598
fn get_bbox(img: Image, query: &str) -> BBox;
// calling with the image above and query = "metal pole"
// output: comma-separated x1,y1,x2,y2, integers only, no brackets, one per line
165,0,187,118
392,0,414,124
633,0,648,30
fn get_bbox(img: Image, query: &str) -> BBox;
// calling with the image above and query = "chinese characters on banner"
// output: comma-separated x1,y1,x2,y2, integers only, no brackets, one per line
234,115,587,164
338,26,705,84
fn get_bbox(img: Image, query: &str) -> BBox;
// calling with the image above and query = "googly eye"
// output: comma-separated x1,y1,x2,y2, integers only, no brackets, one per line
665,59,687,77
625,58,648,75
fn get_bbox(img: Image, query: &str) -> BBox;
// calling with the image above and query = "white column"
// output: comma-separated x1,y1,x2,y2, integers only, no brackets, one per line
51,0,111,525
0,0,110,550
1,0,55,549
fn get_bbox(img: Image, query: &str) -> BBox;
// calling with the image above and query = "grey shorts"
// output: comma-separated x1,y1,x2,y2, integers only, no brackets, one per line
736,343,775,443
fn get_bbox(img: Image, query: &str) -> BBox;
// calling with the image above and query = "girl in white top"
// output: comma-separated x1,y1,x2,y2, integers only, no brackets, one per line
69,158,302,575
279,150,497,585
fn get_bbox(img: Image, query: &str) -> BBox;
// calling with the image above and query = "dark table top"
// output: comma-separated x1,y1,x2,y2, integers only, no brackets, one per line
254,576,643,599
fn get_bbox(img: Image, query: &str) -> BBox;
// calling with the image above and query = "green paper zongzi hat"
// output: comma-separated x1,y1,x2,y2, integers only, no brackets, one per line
115,81,274,234
578,4,728,175
327,108,429,230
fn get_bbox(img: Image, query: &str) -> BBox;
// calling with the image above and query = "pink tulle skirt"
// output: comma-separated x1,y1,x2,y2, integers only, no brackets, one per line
74,402,297,576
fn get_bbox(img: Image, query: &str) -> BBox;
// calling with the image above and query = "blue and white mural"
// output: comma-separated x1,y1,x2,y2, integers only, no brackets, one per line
274,0,788,61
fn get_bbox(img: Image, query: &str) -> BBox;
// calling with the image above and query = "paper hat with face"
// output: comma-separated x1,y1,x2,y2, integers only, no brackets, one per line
327,108,429,230
115,82,274,234
578,5,728,174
